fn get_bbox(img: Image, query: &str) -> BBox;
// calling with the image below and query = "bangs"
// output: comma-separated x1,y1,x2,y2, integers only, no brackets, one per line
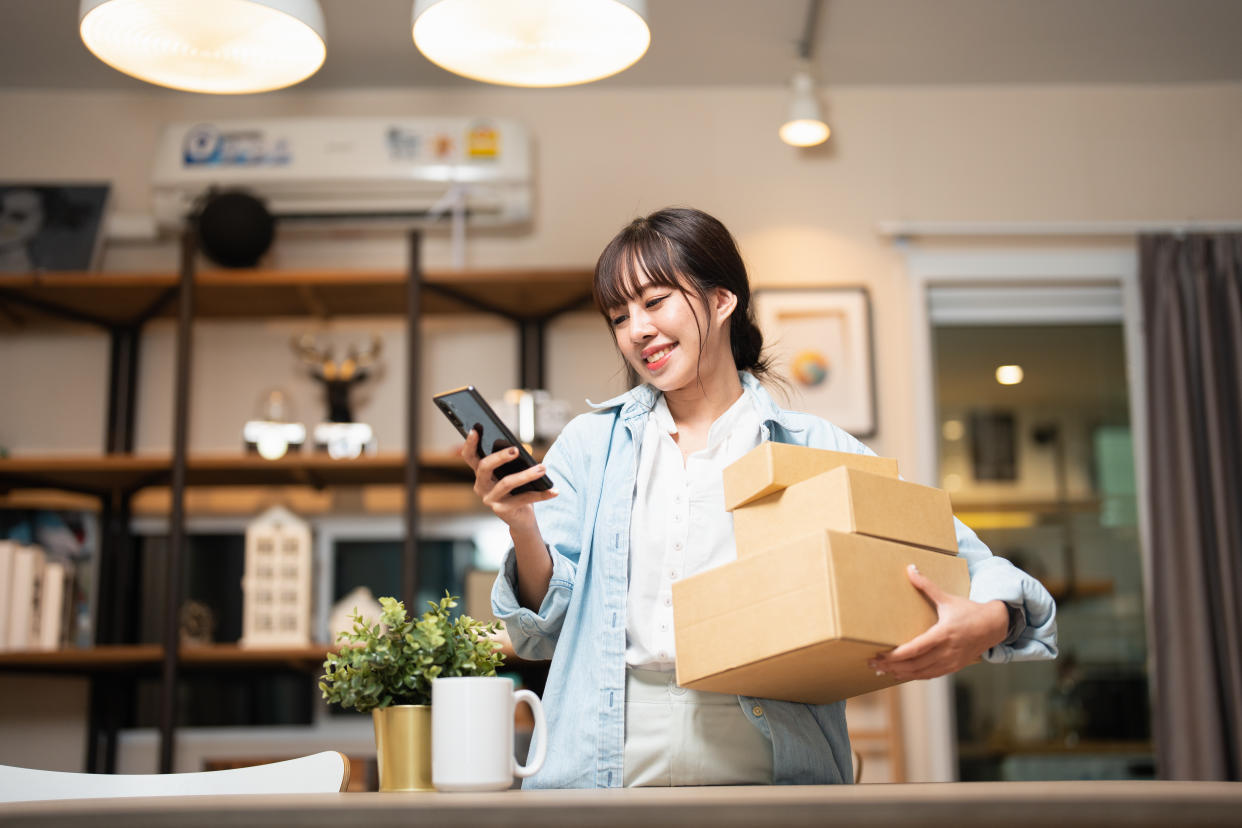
593,223,688,315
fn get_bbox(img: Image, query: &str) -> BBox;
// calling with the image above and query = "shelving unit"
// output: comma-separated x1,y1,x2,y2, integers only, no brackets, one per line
0,230,592,774
0,640,549,688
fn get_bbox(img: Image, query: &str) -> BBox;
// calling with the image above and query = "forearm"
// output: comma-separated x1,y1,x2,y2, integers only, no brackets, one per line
510,522,553,611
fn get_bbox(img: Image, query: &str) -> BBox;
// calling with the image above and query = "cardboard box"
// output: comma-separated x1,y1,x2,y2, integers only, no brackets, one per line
723,442,899,511
732,466,959,557
673,531,970,704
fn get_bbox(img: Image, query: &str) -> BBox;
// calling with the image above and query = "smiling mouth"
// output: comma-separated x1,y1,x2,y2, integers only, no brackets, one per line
645,344,677,365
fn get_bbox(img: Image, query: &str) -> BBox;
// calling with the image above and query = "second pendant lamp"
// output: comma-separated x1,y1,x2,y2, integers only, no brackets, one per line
411,0,651,88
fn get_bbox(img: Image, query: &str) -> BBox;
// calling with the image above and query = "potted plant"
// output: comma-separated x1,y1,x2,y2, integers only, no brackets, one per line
319,593,504,791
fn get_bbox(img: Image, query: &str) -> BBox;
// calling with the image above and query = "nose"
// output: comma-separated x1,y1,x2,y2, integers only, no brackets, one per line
628,306,656,341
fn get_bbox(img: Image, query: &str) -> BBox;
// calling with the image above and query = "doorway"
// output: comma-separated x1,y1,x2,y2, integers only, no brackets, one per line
928,282,1153,780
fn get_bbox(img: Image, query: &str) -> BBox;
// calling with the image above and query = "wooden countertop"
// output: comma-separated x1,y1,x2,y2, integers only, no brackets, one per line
4,781,1241,828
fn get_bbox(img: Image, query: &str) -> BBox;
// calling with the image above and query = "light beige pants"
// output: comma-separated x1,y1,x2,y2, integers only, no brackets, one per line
623,668,773,787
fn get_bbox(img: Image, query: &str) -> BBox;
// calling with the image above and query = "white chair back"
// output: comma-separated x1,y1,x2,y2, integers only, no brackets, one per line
0,750,349,803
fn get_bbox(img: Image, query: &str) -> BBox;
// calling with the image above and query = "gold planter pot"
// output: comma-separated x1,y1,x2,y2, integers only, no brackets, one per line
372,704,432,791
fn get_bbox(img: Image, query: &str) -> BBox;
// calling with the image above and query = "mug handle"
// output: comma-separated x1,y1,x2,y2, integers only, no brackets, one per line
513,689,547,778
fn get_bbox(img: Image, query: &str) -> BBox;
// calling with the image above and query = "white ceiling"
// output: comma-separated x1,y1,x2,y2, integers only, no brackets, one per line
1,0,1240,92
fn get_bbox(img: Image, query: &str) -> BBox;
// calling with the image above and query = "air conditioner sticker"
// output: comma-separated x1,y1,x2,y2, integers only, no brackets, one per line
183,124,291,167
387,127,421,161
466,124,499,159
433,134,455,161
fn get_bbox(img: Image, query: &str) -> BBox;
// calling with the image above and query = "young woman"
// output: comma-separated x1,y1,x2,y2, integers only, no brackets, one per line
460,207,1057,787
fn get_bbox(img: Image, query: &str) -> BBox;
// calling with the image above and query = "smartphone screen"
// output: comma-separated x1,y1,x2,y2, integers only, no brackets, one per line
433,386,554,494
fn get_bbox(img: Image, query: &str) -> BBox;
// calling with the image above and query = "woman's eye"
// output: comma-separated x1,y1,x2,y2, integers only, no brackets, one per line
610,313,628,327
645,294,669,309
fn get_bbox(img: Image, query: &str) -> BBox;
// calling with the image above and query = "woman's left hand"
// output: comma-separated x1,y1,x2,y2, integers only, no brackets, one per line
868,564,1010,681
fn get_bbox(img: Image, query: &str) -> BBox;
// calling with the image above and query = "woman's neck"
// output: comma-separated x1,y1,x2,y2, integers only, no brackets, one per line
663,363,744,431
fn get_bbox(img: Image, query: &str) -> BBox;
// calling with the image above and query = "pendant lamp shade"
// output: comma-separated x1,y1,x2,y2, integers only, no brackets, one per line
779,70,830,147
78,0,326,94
412,0,650,88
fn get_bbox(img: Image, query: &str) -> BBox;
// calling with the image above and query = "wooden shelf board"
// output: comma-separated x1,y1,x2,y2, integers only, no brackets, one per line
0,643,543,678
958,739,1153,759
0,267,594,328
1040,577,1115,601
951,497,1103,515
0,451,482,494
0,644,334,674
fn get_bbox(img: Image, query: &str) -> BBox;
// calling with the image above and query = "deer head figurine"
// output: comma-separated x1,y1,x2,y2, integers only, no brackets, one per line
292,334,383,423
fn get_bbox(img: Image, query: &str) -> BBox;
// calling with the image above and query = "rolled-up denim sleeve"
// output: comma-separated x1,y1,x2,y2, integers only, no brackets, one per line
954,517,1059,663
490,432,584,661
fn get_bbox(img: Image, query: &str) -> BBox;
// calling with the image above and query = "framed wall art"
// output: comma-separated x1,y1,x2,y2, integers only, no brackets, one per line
754,287,876,437
0,183,111,273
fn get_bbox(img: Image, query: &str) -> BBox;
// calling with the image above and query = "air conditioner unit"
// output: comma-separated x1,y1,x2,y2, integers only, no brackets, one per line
151,117,532,228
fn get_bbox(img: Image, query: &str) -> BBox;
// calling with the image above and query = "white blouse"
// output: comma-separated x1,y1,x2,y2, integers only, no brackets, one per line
624,391,764,670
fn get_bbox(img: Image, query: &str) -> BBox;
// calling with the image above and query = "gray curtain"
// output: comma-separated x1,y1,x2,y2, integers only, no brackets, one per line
1140,233,1242,781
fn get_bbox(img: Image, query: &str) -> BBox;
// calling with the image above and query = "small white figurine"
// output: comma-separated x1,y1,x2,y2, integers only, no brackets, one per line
328,586,384,645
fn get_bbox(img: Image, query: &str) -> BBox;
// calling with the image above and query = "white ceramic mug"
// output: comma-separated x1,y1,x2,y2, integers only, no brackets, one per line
431,676,547,792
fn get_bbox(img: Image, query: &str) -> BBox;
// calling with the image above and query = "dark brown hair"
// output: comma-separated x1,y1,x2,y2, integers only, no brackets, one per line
593,207,773,388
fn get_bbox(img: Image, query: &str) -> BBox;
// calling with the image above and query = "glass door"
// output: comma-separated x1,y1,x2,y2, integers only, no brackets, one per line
929,284,1153,781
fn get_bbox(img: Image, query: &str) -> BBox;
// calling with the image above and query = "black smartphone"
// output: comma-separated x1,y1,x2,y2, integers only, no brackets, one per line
433,386,554,494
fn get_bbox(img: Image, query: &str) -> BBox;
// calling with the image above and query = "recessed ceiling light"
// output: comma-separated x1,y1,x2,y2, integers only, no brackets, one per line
995,364,1025,385
942,419,965,441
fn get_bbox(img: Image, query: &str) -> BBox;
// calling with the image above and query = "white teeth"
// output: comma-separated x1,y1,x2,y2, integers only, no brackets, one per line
645,345,673,363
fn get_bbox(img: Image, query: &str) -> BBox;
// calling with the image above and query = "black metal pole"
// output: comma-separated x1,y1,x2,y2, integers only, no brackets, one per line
105,326,140,454
159,221,197,773
404,230,422,610
87,323,142,773
85,492,117,774
518,319,546,390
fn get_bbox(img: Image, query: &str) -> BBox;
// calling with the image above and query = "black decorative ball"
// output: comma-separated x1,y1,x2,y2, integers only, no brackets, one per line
197,190,275,268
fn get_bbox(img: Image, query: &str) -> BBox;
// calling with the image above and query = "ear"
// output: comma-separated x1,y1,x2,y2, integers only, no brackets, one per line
713,288,738,325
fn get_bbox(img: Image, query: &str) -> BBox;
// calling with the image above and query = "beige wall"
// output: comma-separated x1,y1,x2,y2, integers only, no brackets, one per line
3,82,1240,463
1,81,1240,777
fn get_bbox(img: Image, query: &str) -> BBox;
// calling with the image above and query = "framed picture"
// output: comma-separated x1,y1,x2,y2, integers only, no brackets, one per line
969,409,1018,481
0,183,111,273
754,287,876,437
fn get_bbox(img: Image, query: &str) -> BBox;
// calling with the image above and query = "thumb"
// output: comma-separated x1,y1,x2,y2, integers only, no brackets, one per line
906,563,949,605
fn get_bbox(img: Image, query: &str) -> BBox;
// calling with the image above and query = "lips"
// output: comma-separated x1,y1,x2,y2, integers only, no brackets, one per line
643,342,677,371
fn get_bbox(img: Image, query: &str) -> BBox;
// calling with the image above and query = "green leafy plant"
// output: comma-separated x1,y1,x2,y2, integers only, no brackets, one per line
319,593,504,712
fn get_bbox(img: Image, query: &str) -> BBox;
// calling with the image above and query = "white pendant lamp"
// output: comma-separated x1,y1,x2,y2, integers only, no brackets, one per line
412,0,650,88
78,0,326,94
778,69,830,147
778,1,830,147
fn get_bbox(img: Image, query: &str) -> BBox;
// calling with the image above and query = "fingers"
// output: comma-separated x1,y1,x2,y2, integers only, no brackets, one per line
497,489,559,510
874,624,941,666
906,564,948,605
476,445,522,481
482,462,551,504
458,429,481,470
876,651,953,681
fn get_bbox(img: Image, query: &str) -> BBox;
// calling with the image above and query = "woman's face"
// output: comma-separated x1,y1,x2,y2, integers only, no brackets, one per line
607,274,735,394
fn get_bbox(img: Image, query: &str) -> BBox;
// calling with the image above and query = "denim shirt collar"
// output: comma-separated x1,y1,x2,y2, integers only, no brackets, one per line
586,371,806,435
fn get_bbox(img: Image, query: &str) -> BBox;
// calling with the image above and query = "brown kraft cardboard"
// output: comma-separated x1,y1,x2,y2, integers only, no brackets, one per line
673,530,971,705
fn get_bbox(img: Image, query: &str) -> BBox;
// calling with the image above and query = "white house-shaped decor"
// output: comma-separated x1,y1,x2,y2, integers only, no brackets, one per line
241,505,313,647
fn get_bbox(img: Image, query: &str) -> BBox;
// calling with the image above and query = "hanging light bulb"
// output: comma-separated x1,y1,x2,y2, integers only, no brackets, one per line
412,0,650,88
779,69,830,147
78,0,326,94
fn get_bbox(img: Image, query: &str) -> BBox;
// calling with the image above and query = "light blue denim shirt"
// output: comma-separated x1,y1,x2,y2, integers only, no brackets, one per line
492,372,1058,788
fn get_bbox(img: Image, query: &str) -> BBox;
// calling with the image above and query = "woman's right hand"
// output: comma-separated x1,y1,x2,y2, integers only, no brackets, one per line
459,428,558,531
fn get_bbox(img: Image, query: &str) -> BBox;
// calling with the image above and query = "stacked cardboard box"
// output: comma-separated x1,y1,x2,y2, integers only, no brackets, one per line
672,443,970,704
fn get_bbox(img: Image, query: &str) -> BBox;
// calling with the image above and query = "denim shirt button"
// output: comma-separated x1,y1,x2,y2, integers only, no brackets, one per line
751,704,764,717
